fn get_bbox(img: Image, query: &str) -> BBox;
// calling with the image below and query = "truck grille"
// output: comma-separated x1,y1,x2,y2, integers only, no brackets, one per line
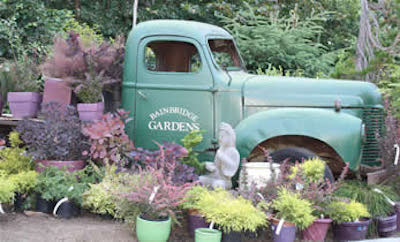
361,107,384,165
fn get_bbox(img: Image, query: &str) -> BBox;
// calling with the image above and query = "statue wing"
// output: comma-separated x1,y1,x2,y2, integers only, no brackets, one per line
221,149,240,177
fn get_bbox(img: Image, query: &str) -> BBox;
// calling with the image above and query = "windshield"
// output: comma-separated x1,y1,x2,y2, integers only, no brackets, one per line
208,39,243,70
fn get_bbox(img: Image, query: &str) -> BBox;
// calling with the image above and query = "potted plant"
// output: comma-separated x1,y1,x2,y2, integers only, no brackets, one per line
182,185,210,236
81,110,134,166
195,188,267,242
34,166,87,218
271,188,315,242
117,149,195,242
9,171,37,212
1,56,42,118
42,32,124,121
334,180,399,237
286,158,349,241
16,102,88,172
326,200,370,241
0,171,15,214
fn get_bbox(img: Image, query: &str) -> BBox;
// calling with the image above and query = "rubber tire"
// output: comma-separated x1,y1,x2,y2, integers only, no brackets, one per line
270,147,334,184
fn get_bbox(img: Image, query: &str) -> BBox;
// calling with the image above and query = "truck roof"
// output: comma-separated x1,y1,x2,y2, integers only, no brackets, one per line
132,20,232,43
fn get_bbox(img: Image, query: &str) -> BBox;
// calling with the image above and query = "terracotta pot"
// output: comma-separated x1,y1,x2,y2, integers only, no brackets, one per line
302,218,332,241
271,218,296,242
42,78,72,105
35,160,86,173
332,218,370,241
7,92,41,118
377,213,397,237
77,102,104,121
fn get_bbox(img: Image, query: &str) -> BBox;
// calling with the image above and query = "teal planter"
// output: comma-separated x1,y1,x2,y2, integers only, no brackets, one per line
136,215,171,242
195,228,222,242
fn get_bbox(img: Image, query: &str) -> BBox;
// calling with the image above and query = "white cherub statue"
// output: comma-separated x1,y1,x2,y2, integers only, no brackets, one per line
199,122,240,189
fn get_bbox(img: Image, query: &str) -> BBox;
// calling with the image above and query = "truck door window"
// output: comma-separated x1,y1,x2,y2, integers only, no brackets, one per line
145,41,201,73
208,39,242,69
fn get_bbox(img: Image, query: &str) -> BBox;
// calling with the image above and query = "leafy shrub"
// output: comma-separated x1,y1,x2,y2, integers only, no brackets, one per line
41,31,124,103
0,171,15,203
9,171,37,195
0,131,34,174
334,180,399,217
181,130,206,174
82,110,134,166
0,55,41,92
271,188,315,230
130,142,198,185
82,180,116,217
289,157,325,183
196,188,267,233
34,166,88,205
17,102,87,161
181,185,209,210
326,200,370,223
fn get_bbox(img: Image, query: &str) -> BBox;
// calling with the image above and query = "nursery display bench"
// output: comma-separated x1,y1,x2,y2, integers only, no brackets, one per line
0,114,42,136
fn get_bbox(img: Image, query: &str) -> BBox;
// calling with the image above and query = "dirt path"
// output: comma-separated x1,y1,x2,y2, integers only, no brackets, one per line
0,213,134,242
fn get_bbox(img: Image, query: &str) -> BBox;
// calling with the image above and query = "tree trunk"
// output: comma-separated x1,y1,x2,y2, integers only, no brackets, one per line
74,0,81,19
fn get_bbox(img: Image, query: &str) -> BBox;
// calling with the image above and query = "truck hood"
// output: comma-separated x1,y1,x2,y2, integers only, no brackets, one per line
241,75,383,108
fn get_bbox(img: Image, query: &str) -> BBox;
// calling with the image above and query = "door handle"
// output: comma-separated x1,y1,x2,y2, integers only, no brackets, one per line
137,90,147,100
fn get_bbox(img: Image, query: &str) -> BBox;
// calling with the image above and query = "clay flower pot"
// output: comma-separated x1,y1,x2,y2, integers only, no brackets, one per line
271,218,296,242
377,213,397,237
35,160,86,173
302,218,332,241
7,92,41,118
332,218,370,241
77,102,104,121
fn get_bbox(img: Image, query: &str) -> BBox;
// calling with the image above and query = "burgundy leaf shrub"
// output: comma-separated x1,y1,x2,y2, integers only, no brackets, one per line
16,102,88,161
81,110,134,166
130,142,199,185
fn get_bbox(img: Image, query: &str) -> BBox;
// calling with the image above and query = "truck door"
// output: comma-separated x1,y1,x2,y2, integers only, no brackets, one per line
134,36,214,150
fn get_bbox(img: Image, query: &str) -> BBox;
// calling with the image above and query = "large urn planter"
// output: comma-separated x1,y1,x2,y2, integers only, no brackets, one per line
77,102,104,121
136,215,171,242
7,92,41,118
195,228,222,242
332,218,370,241
239,162,281,189
187,210,209,237
271,218,296,242
377,213,397,237
302,218,332,241
35,160,86,173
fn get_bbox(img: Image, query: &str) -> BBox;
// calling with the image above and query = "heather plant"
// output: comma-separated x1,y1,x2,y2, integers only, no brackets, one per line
271,188,315,230
195,188,267,233
326,200,370,223
42,31,124,103
0,171,15,204
0,131,34,174
17,102,87,161
130,142,198,185
181,130,206,174
181,185,209,211
81,110,134,166
376,98,400,177
289,157,325,183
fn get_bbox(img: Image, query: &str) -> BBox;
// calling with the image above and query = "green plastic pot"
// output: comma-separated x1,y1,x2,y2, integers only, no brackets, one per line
195,228,222,242
136,215,171,242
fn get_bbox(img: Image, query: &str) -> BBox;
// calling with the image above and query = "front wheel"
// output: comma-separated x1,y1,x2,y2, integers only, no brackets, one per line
270,147,334,184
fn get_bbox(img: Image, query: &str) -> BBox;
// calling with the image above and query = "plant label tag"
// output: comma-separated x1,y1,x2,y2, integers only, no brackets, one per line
276,218,285,235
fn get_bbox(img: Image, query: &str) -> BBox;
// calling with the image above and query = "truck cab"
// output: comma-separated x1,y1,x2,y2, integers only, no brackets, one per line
122,20,383,174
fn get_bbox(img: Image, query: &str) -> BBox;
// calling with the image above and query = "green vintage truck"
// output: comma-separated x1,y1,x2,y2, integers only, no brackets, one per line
122,20,383,175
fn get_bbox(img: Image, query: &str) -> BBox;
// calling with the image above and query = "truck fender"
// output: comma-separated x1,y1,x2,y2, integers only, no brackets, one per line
234,108,363,170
